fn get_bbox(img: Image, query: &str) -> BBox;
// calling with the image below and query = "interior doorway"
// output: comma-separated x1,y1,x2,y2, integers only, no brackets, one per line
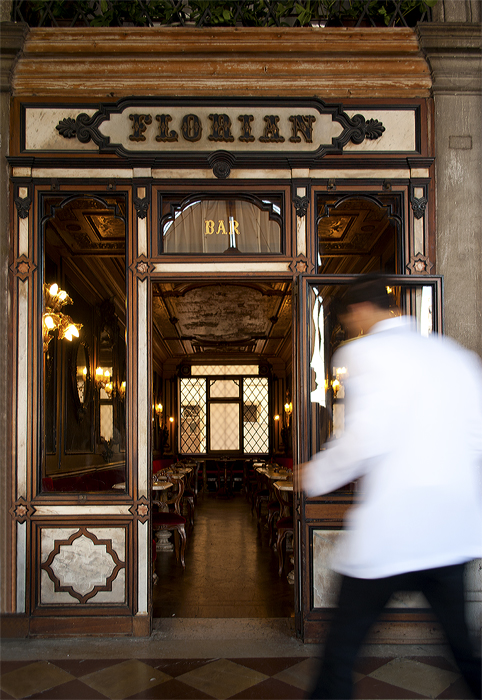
150,279,294,618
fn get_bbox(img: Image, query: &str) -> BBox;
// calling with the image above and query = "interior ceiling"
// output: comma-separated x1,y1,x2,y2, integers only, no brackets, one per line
318,197,396,275
152,281,292,364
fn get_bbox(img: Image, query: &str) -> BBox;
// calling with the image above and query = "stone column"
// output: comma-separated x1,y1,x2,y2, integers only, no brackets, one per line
418,1,482,642
0,19,28,613
418,10,482,358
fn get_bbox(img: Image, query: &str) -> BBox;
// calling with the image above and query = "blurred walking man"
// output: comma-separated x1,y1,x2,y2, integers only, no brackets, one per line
302,275,482,699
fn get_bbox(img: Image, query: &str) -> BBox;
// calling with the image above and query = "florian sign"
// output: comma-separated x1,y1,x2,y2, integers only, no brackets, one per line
23,98,388,177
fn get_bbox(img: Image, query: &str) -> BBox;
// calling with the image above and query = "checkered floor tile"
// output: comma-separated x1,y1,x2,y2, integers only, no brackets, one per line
0,655,476,699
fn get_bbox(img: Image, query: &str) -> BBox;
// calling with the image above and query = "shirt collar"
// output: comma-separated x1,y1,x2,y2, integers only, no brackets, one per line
368,315,414,336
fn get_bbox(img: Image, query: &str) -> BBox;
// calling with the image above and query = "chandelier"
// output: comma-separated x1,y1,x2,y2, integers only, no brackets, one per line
43,283,82,352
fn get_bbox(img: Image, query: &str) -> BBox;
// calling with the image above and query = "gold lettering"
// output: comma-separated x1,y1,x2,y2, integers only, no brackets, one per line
205,220,215,235
229,219,240,235
216,220,227,235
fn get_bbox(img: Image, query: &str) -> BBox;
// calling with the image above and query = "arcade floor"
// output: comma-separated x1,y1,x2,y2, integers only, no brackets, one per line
1,495,478,698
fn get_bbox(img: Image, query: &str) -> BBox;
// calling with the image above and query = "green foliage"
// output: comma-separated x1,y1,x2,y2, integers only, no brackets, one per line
12,0,439,28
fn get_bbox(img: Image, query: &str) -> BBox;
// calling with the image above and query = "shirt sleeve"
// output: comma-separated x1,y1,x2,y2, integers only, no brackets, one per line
303,341,388,497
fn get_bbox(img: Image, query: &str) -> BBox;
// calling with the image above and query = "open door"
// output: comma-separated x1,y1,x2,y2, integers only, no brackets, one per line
296,274,443,642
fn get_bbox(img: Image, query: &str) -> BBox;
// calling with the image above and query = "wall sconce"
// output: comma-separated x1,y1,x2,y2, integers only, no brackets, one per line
332,366,347,398
118,381,126,400
95,367,113,397
284,401,293,417
155,403,163,416
43,282,82,351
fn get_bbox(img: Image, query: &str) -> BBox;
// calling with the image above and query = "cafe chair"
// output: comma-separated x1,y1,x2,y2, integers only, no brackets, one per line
275,515,294,577
231,459,244,493
267,500,281,547
274,484,294,577
205,459,219,493
181,465,196,527
152,476,187,570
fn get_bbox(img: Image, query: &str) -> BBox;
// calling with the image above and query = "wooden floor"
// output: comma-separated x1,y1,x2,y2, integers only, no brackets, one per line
153,491,295,619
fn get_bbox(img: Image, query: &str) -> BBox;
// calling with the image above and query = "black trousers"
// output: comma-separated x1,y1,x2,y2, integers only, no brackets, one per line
308,563,481,699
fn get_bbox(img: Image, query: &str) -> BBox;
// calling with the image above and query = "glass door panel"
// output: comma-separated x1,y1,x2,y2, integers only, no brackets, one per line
305,276,443,461
209,403,240,451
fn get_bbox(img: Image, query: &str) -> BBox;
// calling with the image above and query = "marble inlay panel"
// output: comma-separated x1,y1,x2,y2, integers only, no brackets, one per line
313,530,430,609
296,186,307,256
313,530,343,608
153,262,291,274
16,280,29,498
138,520,148,614
137,280,148,497
25,108,98,151
40,527,126,605
344,109,415,152
16,522,27,612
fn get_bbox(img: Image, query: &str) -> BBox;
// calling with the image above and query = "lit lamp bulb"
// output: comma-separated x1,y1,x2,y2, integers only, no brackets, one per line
63,323,80,341
155,403,163,415
44,315,56,330
49,283,59,296
274,415,280,421
95,367,104,381
169,416,174,423
82,367,88,378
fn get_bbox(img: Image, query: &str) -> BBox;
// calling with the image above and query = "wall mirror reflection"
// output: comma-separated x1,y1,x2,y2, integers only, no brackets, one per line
317,194,402,274
41,193,127,493
308,278,441,466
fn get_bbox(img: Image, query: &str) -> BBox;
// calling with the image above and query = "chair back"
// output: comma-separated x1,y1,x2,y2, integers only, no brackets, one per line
164,476,185,514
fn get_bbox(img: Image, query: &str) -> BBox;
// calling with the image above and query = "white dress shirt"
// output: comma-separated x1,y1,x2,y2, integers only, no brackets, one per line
304,315,482,579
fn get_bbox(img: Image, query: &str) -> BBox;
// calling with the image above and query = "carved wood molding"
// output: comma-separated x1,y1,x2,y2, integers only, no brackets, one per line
13,28,431,98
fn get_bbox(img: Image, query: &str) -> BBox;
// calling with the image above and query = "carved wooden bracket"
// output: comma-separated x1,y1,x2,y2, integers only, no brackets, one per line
134,195,149,219
15,195,32,219
293,195,309,218
411,196,428,220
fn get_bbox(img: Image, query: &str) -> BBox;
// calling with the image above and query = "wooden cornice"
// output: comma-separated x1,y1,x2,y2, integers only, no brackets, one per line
11,27,431,99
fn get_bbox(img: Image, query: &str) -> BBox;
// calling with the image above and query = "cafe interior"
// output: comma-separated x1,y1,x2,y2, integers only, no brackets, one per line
41,189,401,621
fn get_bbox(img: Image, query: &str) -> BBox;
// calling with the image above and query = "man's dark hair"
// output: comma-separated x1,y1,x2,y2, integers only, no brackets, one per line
344,274,392,310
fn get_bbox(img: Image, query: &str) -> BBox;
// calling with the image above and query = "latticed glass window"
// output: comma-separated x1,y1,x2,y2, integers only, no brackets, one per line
191,365,258,376
180,378,206,454
243,377,269,454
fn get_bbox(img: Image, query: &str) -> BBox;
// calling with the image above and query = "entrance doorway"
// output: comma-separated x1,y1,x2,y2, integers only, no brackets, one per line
151,280,294,619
